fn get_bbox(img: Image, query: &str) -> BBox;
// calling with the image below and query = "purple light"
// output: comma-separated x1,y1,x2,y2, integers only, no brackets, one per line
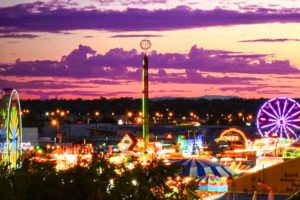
261,122,278,129
268,102,279,118
284,102,296,118
286,119,300,123
285,110,300,120
257,97,300,139
262,109,277,120
276,99,281,116
282,98,288,115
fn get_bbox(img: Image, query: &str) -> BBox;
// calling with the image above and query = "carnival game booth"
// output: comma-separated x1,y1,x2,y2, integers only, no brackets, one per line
177,134,203,158
216,128,256,168
283,139,300,160
249,137,293,157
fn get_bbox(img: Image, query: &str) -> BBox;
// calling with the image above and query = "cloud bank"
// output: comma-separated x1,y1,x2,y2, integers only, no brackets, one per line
2,2,300,33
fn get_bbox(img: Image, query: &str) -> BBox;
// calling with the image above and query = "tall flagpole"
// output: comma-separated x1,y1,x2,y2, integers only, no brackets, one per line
140,39,151,154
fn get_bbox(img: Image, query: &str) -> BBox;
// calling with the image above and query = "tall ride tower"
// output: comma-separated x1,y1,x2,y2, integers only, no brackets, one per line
140,39,151,153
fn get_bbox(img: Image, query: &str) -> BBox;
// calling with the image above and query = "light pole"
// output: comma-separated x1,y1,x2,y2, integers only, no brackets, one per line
140,39,151,154
51,119,61,144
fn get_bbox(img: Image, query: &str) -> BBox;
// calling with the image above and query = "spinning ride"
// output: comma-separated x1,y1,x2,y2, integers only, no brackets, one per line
0,88,22,169
257,97,300,139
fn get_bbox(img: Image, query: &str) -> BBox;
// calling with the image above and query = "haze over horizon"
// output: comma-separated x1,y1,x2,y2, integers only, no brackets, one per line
1,0,300,99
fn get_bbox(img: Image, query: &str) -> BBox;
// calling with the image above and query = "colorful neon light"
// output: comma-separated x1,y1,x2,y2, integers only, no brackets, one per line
219,128,248,148
0,88,23,169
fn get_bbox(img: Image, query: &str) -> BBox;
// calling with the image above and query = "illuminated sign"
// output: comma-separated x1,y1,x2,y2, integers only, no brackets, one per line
222,135,240,141
118,134,135,151
0,142,31,153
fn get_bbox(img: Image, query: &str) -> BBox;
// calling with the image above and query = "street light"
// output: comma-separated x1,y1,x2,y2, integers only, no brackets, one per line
51,119,61,144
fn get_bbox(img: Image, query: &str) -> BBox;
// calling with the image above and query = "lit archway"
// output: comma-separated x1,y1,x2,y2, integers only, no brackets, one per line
218,128,248,149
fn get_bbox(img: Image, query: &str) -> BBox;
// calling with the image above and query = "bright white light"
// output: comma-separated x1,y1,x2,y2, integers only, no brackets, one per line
132,179,138,186
118,119,124,125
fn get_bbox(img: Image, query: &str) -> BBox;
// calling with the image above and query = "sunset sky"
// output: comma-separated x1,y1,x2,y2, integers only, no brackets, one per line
1,0,300,99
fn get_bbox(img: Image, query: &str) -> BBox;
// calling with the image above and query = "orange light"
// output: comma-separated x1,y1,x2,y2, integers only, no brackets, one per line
60,111,65,116
51,119,58,126
166,134,173,139
56,109,60,113
127,112,133,117
136,117,142,123
95,111,100,116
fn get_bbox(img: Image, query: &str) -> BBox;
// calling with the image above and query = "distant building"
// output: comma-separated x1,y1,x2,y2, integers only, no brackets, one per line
23,127,38,145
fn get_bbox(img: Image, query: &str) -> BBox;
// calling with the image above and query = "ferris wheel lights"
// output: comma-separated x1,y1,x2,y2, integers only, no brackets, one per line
257,97,300,139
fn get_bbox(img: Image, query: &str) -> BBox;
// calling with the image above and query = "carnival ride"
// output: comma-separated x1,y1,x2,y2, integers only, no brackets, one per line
0,88,23,169
257,97,300,139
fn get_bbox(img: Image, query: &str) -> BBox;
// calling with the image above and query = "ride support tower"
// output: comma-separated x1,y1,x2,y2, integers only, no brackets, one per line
140,39,151,153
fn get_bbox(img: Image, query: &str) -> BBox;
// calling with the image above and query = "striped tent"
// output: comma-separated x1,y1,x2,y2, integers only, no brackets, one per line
195,174,228,192
172,158,233,177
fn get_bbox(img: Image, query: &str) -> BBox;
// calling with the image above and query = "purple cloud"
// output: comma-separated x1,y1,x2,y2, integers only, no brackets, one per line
220,86,265,92
83,35,94,38
0,78,124,91
0,79,86,90
0,33,38,39
219,85,296,94
24,90,137,98
2,2,300,33
110,34,162,38
0,44,298,83
95,0,167,5
239,38,300,42
150,69,259,84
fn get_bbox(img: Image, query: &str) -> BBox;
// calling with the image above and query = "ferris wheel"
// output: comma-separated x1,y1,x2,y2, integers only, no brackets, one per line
0,88,22,169
257,97,300,139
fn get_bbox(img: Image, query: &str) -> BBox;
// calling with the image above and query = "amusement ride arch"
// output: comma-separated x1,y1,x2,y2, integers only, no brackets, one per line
218,128,248,149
